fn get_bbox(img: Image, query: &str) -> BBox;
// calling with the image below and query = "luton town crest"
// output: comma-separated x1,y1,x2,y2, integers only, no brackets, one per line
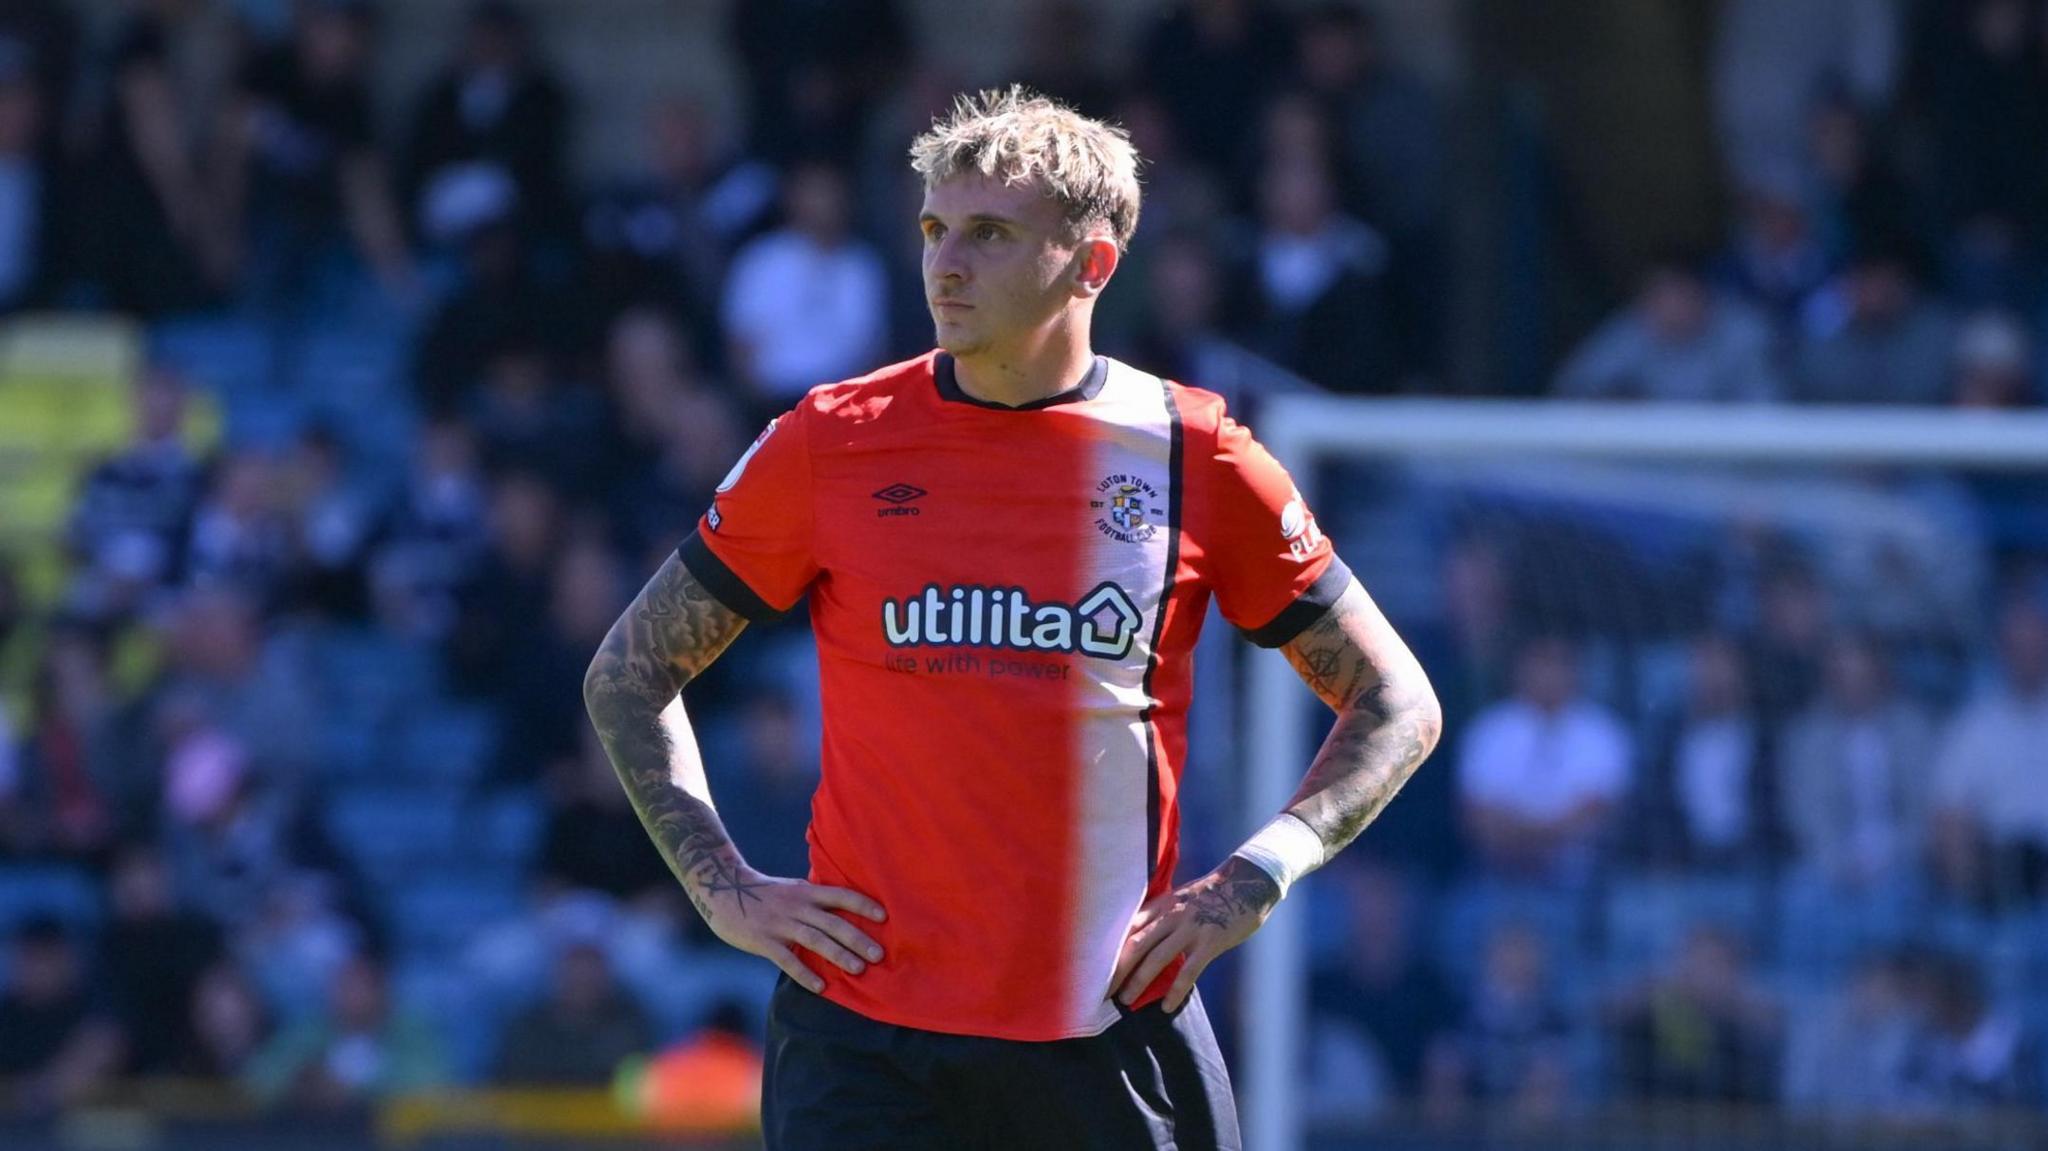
1091,474,1163,544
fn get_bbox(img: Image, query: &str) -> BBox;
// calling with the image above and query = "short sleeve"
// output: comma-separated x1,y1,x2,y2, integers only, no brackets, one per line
676,404,817,618
1192,406,1350,646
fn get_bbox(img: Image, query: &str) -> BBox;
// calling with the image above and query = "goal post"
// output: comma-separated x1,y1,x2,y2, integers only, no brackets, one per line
1238,397,2048,1151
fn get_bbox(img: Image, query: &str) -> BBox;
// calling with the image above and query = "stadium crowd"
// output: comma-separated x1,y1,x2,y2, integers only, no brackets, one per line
0,0,2044,1134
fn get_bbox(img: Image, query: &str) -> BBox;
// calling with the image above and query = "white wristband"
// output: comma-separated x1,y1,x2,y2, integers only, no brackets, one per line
1230,813,1326,900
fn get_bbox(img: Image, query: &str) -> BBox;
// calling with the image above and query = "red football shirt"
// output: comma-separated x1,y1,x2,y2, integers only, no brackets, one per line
680,351,1348,1040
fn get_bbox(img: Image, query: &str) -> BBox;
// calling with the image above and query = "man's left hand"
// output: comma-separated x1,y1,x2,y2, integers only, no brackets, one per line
1108,855,1281,1012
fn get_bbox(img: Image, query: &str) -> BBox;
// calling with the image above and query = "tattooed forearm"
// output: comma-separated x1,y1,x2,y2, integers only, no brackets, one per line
1192,855,1282,929
1278,581,1443,858
584,553,759,916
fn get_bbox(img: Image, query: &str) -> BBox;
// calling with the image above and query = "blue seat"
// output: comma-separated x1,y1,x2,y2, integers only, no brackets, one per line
324,785,469,882
1432,877,1591,990
470,788,547,872
396,706,501,786
385,875,526,955
150,316,275,399
0,865,104,934
1602,874,1769,978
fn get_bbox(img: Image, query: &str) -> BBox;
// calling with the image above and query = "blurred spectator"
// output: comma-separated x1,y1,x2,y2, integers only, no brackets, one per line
1011,1,1115,119
1713,0,1900,186
1897,950,2040,1107
1712,170,1834,347
367,421,491,643
1294,2,1447,377
1931,593,2048,908
1422,922,1572,1120
1949,309,2037,409
493,533,624,784
1922,0,2047,309
74,0,231,313
722,160,886,415
414,199,585,414
1782,950,1920,1113
216,0,412,302
464,340,612,500
1742,556,1833,724
276,424,376,621
729,0,909,165
244,951,445,1109
1307,859,1454,1101
0,916,122,1113
99,843,223,1074
2,627,118,859
1779,633,1935,894
63,369,205,622
234,873,368,1028
1554,255,1783,402
1631,633,1777,870
1459,636,1632,883
540,726,677,906
1138,0,1293,176
1114,227,1308,410
598,307,749,561
184,451,293,606
1226,153,1394,393
1605,925,1781,1102
450,469,560,696
703,687,818,883
159,727,311,927
150,586,317,783
1802,82,1916,267
582,96,777,346
178,960,273,1080
627,999,764,1133
402,0,569,245
493,941,652,1085
1797,238,1957,404
0,33,58,312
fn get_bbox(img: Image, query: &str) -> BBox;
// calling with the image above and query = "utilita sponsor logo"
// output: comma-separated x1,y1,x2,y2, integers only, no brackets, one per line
873,483,926,518
881,582,1142,659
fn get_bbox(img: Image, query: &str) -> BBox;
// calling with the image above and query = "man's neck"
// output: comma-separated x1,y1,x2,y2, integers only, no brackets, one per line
950,326,1097,408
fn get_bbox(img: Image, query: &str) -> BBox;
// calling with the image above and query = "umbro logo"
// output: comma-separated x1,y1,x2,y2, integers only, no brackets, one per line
873,483,926,518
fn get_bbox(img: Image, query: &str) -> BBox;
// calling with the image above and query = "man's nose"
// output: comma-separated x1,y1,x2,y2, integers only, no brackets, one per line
929,234,969,281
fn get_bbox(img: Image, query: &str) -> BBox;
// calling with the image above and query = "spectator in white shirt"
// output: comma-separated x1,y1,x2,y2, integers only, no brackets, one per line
1459,636,1633,883
1932,593,2048,908
722,160,887,416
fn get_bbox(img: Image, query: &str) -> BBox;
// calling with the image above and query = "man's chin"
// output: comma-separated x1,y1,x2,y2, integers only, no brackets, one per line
933,328,987,356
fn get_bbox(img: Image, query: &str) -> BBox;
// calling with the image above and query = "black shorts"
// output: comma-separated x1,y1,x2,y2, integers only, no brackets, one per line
762,975,1242,1150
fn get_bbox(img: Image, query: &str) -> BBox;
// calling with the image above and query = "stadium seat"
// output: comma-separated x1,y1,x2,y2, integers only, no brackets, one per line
323,785,469,883
0,865,105,935
395,706,501,787
149,316,276,400
469,788,548,873
1431,876,1592,990
386,875,527,955
1601,873,1770,979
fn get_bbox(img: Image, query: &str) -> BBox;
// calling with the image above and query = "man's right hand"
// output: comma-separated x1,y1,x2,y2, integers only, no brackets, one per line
702,870,887,993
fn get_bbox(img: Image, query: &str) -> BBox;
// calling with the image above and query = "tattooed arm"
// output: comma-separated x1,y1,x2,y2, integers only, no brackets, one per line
583,551,885,993
1112,577,1440,1010
1277,577,1443,856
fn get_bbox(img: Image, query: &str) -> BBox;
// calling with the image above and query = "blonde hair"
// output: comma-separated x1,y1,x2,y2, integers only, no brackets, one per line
909,86,1142,251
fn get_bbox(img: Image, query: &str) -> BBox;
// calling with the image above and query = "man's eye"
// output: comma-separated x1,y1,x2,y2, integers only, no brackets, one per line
924,225,944,242
976,224,1002,240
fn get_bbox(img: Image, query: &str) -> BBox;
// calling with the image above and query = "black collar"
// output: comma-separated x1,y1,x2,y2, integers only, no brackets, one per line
934,353,1109,410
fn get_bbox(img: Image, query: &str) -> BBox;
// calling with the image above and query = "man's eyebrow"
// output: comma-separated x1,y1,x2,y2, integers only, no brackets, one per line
918,212,1021,228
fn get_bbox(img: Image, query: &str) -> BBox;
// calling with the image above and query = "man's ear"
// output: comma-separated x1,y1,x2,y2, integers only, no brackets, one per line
1073,236,1120,298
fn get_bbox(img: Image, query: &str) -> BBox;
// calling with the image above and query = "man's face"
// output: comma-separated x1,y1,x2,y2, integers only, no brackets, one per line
920,173,1092,359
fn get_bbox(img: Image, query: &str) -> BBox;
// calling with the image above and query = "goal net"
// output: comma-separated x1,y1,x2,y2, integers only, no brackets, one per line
1238,398,2048,1151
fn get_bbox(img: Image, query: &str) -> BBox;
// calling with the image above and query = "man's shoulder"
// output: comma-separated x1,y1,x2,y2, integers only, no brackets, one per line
788,353,940,439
